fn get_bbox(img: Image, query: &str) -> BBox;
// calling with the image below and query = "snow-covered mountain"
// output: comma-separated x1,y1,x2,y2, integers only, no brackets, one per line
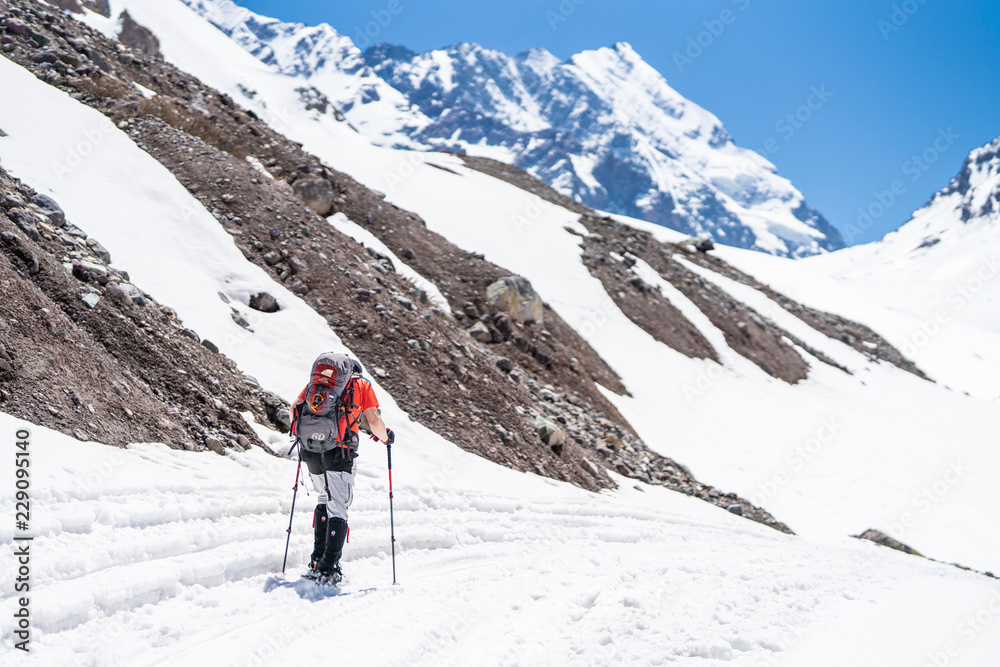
179,0,844,259
48,0,1000,568
178,0,432,145
795,135,1000,397
3,0,1000,663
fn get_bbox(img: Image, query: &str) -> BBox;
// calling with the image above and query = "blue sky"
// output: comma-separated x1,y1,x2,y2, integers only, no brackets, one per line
237,0,1000,245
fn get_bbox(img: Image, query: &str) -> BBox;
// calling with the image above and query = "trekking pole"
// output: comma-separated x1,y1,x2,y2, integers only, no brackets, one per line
281,457,303,574
386,442,398,585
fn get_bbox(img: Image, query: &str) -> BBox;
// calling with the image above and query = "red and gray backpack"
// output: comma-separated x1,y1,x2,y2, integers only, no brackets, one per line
292,352,363,456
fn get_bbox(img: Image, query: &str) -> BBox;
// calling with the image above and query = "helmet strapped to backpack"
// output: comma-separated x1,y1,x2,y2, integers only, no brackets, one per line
293,352,363,456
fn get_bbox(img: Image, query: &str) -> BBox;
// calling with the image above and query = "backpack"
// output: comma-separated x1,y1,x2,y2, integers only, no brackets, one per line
292,352,362,456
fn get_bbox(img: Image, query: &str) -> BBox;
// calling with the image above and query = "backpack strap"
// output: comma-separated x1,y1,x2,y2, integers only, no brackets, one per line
332,379,363,459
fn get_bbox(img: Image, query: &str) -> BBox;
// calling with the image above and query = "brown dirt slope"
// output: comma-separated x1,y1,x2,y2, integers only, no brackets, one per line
462,157,810,382
0,166,272,451
461,155,924,382
677,250,928,379
0,0,794,530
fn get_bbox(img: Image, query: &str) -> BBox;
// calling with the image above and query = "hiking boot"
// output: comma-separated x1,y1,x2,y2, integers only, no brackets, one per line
303,560,320,580
318,563,342,586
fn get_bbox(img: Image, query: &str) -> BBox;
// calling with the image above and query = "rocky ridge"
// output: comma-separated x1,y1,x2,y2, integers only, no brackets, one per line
0,0,846,530
460,155,924,380
0,165,274,452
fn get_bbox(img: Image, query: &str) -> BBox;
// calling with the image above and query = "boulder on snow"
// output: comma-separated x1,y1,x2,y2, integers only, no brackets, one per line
682,236,715,253
249,292,279,313
853,529,923,556
32,194,66,227
487,276,544,324
292,176,334,216
87,238,112,263
205,436,226,455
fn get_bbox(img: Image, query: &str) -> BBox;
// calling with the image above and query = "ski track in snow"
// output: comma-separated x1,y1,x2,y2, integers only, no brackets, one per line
4,415,1000,667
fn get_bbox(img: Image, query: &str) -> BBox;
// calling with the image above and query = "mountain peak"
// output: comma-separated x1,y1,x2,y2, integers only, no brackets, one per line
611,40,638,58
182,0,844,257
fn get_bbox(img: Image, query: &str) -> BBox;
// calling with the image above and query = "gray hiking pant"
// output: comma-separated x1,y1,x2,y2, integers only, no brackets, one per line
306,459,357,521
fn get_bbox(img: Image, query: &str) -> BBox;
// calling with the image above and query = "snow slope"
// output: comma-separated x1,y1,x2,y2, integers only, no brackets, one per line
178,0,843,258
0,53,334,400
708,135,1000,399
801,135,1000,399
69,0,1000,575
4,413,1000,666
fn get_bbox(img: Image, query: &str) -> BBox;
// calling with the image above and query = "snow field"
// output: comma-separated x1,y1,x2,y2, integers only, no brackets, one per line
712,237,1000,400
4,414,1000,666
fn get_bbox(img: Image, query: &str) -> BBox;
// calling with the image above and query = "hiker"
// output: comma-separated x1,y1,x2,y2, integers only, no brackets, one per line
289,352,394,585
